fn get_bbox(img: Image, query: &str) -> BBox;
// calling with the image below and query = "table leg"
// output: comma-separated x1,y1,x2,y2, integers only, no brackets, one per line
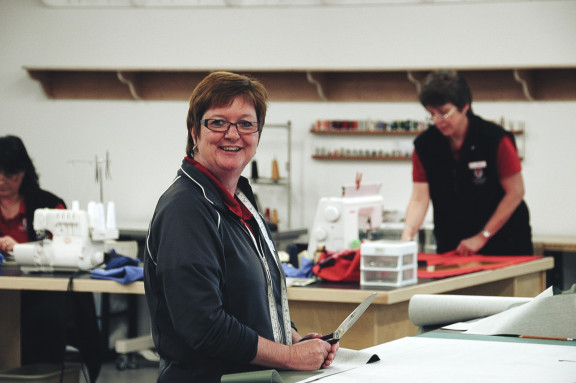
0,290,21,370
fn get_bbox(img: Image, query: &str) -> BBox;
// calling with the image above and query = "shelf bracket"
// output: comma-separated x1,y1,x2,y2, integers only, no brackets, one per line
306,71,328,101
117,71,142,100
513,69,534,101
406,71,422,95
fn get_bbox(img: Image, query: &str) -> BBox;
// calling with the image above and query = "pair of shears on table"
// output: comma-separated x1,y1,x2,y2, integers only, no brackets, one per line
300,292,378,344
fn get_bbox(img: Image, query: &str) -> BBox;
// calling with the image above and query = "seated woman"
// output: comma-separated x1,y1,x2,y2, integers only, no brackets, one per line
0,135,102,382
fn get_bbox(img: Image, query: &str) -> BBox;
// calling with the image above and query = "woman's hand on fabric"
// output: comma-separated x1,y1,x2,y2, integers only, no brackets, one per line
456,234,487,255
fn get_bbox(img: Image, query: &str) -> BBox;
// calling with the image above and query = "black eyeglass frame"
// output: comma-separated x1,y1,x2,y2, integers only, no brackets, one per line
200,119,262,134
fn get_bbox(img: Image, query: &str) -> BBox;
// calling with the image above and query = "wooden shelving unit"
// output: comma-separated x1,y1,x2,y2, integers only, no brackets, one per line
23,67,576,102
310,125,526,162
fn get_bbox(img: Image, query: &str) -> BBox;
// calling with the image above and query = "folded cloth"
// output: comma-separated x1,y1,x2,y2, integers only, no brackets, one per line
105,253,140,269
282,257,315,278
91,265,143,285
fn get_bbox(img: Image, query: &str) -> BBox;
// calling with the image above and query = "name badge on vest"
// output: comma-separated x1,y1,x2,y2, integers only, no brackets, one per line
469,160,487,185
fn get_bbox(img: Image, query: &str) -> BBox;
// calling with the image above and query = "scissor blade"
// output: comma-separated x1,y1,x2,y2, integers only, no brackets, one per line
332,292,377,340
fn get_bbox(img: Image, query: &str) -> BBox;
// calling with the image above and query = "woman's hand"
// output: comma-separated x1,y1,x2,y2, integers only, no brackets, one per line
288,338,338,370
456,233,487,255
295,332,339,369
253,334,339,371
0,235,17,253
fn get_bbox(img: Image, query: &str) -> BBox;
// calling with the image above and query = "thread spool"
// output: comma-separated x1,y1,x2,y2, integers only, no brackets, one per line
95,202,106,231
265,208,271,222
251,160,259,180
106,201,116,229
271,158,280,181
272,209,279,226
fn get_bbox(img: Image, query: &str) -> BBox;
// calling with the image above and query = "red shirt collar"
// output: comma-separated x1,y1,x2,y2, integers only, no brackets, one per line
185,158,253,222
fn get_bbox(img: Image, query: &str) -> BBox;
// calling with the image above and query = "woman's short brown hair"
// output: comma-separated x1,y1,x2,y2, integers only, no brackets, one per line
419,70,473,115
185,71,268,158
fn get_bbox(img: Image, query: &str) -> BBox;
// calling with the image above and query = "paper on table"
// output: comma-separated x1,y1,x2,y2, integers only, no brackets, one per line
317,336,576,383
408,294,533,327
278,348,379,383
463,286,576,338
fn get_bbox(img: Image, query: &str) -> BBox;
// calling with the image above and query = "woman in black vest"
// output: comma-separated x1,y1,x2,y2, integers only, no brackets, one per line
401,71,533,255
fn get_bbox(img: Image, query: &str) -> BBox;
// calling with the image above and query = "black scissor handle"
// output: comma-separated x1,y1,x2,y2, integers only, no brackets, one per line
299,333,335,343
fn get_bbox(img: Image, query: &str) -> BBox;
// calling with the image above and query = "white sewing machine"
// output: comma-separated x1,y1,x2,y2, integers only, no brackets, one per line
12,203,119,272
308,183,383,256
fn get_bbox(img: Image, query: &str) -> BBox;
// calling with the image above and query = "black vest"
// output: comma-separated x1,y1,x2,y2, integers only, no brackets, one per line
414,114,532,255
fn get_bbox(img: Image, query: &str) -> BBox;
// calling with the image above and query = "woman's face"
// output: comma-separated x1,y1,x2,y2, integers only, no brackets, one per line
426,103,469,138
0,170,24,199
193,96,259,185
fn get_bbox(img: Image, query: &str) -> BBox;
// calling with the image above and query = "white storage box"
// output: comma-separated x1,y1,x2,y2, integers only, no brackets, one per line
360,240,418,287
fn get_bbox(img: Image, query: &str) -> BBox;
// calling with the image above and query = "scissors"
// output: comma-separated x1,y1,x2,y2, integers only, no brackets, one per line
300,292,377,344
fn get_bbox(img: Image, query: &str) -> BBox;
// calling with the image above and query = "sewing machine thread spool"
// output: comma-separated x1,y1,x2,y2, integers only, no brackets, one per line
251,160,259,180
106,201,116,230
271,158,280,181
95,203,106,231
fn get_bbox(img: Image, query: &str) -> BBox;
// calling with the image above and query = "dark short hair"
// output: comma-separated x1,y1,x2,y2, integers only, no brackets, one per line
419,70,472,114
185,71,268,158
0,135,40,194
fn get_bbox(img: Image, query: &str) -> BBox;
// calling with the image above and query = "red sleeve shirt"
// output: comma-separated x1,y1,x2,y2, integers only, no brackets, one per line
412,135,521,183
0,200,65,244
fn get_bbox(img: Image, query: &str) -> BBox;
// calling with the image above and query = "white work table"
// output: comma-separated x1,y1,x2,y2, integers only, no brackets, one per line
317,332,576,383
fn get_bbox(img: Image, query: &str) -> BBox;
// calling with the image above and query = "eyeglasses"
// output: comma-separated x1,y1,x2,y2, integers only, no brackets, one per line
427,107,457,124
201,119,261,134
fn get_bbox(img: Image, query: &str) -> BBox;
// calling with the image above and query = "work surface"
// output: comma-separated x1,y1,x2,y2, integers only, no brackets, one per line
316,332,576,383
0,256,553,366
0,256,552,299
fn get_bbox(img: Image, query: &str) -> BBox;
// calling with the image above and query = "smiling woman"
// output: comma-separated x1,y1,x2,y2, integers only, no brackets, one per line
192,97,261,194
144,71,338,383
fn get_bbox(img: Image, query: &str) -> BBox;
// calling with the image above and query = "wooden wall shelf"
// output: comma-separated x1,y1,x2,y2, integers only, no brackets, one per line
24,67,576,102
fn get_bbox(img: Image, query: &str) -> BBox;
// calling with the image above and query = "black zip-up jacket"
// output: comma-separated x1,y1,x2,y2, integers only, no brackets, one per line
414,114,532,255
144,159,289,382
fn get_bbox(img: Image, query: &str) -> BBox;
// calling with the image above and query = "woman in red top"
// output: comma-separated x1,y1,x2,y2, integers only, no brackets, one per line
0,136,65,253
401,71,532,255
0,135,102,382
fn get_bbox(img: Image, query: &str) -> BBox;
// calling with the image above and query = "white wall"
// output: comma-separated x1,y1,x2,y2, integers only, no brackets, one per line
1,0,576,236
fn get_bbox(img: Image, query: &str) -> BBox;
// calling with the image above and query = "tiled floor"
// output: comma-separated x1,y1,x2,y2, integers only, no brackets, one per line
96,361,158,383
75,356,159,383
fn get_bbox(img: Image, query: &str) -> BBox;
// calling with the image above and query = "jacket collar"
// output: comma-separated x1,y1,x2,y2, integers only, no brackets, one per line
180,158,252,221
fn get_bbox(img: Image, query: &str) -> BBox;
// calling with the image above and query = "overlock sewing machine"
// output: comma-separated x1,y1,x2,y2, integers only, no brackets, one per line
12,203,119,272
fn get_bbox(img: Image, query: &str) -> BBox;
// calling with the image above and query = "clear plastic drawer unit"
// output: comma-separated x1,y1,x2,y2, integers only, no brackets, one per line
360,240,418,287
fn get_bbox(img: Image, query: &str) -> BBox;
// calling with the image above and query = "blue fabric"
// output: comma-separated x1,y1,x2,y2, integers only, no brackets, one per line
282,257,314,278
105,253,140,270
0,253,4,264
91,265,143,285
